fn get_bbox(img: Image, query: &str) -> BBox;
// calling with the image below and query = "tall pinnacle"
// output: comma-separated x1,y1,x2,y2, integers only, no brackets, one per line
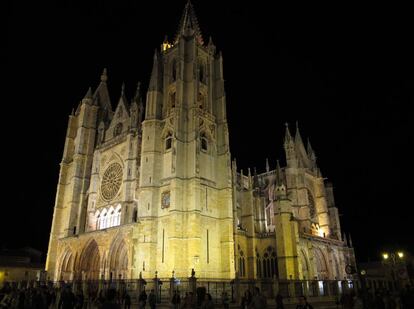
295,121,304,147
93,68,111,111
174,0,204,45
134,82,141,100
100,68,108,82
284,122,293,144
83,87,92,99
149,50,161,91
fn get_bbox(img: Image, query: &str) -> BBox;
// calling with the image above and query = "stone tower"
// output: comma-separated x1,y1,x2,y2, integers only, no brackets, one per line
46,1,235,281
137,1,234,278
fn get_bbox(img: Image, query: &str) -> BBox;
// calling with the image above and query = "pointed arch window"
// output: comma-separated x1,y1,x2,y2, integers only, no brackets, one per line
96,211,101,230
110,209,115,227
165,132,173,151
114,123,123,137
133,207,138,222
200,132,208,152
101,210,108,229
172,59,177,81
256,252,262,278
259,247,278,278
239,250,246,277
198,60,206,83
114,205,121,226
169,91,176,108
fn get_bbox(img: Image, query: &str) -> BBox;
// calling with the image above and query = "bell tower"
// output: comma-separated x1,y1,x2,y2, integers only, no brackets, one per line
137,0,234,279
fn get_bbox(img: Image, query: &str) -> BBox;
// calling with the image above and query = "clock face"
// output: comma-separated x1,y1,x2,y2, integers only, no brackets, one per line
161,191,170,208
345,264,354,275
101,163,123,201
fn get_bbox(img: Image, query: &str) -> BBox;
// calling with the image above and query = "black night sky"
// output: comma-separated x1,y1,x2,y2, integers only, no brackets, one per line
4,1,414,262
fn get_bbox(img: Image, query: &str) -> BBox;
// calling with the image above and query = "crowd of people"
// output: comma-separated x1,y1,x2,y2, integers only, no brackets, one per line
335,285,414,308
1,280,414,308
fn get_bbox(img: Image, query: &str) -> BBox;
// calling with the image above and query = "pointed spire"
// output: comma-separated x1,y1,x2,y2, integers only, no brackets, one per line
253,167,259,188
295,121,305,147
275,160,283,185
274,160,287,200
348,233,353,247
247,168,252,189
174,0,204,45
265,158,270,172
93,68,112,111
134,81,141,100
343,233,348,246
83,87,92,99
307,138,313,154
81,87,93,105
149,49,161,91
284,122,293,144
307,138,317,163
121,82,125,95
100,68,108,83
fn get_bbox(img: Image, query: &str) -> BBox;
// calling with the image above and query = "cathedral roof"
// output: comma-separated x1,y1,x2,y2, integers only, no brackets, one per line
174,0,204,45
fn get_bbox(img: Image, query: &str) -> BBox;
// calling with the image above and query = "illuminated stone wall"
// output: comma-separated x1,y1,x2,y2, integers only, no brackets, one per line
46,2,354,282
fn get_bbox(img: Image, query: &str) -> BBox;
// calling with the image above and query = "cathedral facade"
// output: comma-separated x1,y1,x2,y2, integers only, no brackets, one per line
46,2,355,282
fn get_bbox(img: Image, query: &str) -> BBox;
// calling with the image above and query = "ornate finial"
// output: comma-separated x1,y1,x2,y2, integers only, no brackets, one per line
266,158,270,172
155,270,158,278
172,270,175,278
100,68,108,82
191,268,195,277
139,271,142,279
285,122,289,128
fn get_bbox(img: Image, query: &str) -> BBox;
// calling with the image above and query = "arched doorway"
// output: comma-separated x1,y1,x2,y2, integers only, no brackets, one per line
58,248,74,281
108,237,129,280
300,250,310,280
78,240,101,280
314,248,329,279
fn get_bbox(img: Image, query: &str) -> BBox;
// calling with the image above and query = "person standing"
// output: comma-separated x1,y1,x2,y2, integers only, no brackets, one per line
148,289,156,309
171,290,181,309
222,291,229,309
138,289,147,309
123,292,131,309
275,293,284,309
295,296,313,309
248,287,267,309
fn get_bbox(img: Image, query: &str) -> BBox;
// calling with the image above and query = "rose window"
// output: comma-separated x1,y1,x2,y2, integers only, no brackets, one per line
101,163,123,201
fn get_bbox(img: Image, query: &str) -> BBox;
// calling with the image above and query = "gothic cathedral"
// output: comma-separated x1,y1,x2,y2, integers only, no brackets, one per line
46,2,355,282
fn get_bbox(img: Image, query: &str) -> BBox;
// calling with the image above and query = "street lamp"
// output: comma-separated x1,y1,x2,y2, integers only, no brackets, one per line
381,251,405,291
382,251,404,264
